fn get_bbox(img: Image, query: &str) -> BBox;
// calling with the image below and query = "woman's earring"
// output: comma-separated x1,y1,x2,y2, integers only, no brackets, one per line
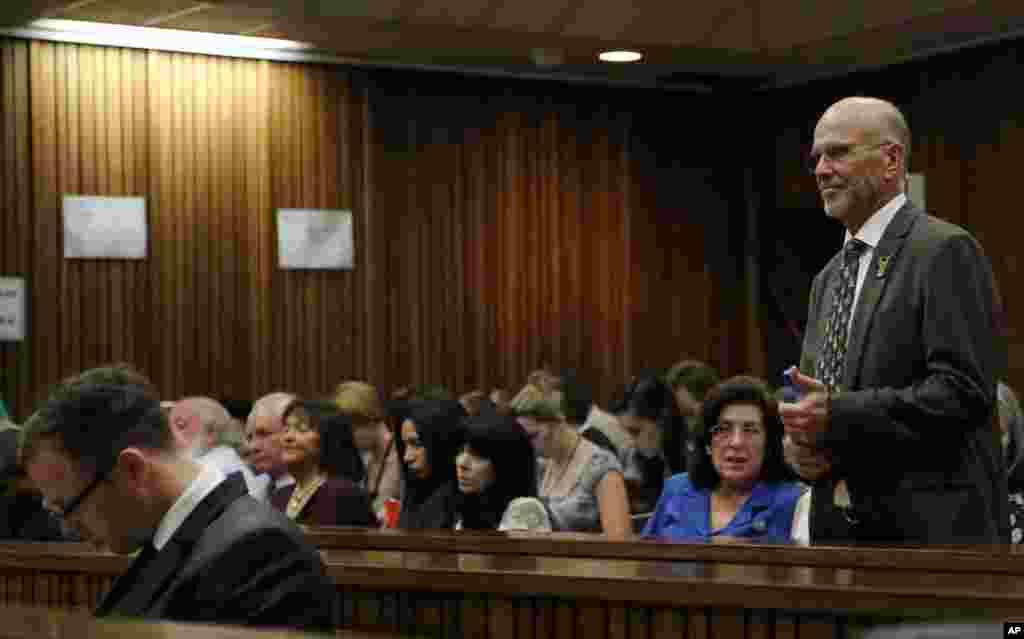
705,445,712,456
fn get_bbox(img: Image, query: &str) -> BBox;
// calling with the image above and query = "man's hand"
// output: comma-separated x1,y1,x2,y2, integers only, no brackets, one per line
778,368,831,436
783,433,832,481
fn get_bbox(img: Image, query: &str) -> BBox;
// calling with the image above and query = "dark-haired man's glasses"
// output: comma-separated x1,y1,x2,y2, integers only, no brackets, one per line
807,142,891,175
49,470,109,520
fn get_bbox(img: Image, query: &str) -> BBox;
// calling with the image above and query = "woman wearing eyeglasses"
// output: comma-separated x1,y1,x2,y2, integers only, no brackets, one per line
270,399,375,527
642,376,804,542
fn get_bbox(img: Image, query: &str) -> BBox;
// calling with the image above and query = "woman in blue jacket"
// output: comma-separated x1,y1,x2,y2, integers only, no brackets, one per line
642,376,803,542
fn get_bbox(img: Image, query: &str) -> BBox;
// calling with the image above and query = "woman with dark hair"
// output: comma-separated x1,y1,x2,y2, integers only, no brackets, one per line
394,400,467,530
613,374,689,514
642,376,803,542
454,413,538,530
270,399,376,527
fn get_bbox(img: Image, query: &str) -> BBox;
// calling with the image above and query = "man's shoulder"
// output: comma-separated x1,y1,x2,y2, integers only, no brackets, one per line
909,208,975,243
189,494,316,568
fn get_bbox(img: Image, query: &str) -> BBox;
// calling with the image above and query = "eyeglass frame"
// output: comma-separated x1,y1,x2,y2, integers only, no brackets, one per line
47,467,111,520
806,141,894,175
707,421,765,443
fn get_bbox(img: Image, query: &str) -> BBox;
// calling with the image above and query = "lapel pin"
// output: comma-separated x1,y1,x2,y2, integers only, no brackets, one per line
876,255,891,279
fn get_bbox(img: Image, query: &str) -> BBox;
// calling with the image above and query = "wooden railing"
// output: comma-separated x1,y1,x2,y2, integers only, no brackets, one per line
0,532,1017,638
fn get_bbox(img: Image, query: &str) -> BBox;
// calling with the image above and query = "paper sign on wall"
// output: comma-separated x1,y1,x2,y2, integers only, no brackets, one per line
0,277,26,342
63,195,148,259
276,209,354,270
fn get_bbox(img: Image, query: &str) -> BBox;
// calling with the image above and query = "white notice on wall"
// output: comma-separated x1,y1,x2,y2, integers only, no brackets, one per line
63,195,148,259
276,209,354,270
0,277,26,342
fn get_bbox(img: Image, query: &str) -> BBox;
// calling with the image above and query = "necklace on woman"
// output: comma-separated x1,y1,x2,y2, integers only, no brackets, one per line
286,472,327,520
541,433,582,497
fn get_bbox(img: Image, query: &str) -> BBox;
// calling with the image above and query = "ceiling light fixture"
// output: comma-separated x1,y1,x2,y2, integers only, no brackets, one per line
599,50,643,63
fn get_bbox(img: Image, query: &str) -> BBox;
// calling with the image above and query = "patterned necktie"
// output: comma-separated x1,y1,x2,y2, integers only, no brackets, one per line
816,239,869,391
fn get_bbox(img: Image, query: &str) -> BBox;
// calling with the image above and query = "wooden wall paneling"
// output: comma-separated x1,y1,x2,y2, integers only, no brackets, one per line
487,594,516,639
191,52,212,395
246,59,272,397
553,598,575,639
684,607,707,639
744,609,771,639
651,607,687,639
461,591,488,639
709,607,744,639
577,599,607,639
513,596,535,639
533,597,554,639
774,613,797,639
606,602,627,639
29,39,62,408
0,38,32,418
797,614,841,639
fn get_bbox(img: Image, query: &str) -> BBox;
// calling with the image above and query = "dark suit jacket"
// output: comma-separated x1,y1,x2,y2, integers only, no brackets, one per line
270,477,376,527
799,201,1007,545
95,474,335,633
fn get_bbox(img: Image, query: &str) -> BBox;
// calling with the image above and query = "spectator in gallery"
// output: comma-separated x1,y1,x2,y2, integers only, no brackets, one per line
643,376,803,543
334,380,402,515
394,400,467,530
453,412,538,531
513,386,631,539
270,398,375,528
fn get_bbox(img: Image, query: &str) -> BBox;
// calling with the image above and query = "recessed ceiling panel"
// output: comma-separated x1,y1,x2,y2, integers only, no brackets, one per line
487,0,577,34
301,0,405,21
759,0,979,50
156,4,281,34
406,0,499,27
610,1,743,48
52,0,203,25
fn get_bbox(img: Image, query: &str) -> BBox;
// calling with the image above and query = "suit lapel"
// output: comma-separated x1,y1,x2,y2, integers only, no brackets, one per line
841,203,919,391
97,474,248,618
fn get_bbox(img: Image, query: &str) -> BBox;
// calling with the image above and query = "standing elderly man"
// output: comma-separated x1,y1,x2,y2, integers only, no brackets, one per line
245,392,296,502
21,381,334,631
781,96,1007,545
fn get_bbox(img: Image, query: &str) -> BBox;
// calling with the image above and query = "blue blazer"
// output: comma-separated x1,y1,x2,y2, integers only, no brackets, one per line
641,473,803,543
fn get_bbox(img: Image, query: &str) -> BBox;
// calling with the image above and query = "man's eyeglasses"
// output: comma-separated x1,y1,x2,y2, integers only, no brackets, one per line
47,469,109,520
807,142,891,175
708,422,764,442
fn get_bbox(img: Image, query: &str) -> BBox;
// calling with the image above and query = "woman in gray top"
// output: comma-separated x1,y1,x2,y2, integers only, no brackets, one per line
511,387,631,539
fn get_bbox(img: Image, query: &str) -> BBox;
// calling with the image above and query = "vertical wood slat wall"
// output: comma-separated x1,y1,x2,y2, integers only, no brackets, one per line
0,37,730,417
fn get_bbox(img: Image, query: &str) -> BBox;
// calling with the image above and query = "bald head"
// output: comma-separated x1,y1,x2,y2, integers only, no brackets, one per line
819,97,910,166
244,392,295,477
812,96,911,232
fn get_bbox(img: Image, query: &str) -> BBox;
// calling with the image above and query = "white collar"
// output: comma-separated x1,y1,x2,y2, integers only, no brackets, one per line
844,192,906,249
275,474,295,489
152,463,226,551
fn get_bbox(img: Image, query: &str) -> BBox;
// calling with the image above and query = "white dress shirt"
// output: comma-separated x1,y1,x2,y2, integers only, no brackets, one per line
198,446,262,497
152,463,226,551
251,472,295,503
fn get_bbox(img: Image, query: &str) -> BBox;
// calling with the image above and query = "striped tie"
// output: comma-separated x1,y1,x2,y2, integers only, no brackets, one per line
816,239,868,391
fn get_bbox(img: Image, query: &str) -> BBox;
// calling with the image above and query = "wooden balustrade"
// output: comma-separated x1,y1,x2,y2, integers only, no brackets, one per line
0,533,1017,638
